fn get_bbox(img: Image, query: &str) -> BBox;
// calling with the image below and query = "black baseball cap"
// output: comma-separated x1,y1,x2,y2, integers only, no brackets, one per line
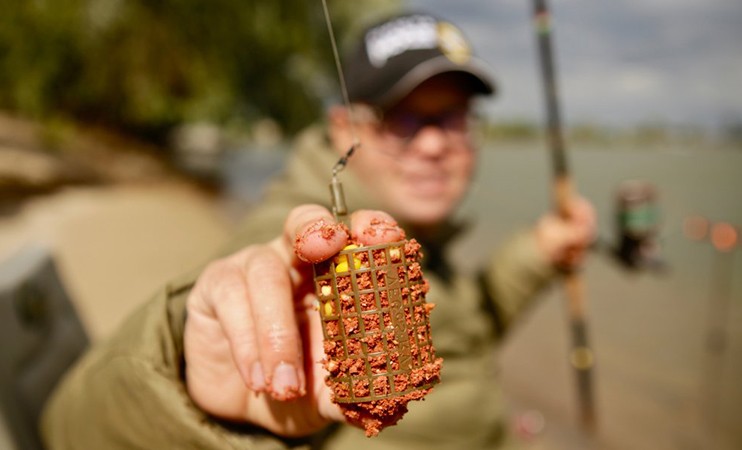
344,12,496,109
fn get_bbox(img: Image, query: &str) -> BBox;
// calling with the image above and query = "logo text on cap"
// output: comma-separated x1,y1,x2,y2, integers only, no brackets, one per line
365,15,438,67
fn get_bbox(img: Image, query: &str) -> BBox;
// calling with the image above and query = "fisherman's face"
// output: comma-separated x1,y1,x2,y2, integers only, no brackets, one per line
334,74,477,227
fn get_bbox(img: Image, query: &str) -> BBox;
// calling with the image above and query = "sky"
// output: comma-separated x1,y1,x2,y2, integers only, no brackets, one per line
404,0,742,130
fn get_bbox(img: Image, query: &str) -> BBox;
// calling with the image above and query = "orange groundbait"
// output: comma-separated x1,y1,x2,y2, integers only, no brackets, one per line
313,239,442,436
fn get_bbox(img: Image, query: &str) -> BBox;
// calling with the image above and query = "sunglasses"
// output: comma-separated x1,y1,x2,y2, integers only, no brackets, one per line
352,104,475,144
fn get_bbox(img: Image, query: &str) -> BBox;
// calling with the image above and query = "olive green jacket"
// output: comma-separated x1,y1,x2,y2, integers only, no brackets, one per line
41,127,556,450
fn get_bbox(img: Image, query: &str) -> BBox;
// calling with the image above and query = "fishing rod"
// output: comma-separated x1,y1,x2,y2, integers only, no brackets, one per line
531,0,597,432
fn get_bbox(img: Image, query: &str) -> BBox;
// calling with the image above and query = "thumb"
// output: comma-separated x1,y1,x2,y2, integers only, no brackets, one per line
278,204,350,265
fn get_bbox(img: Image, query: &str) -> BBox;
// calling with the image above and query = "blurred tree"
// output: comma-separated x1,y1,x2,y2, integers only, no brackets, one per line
0,0,399,144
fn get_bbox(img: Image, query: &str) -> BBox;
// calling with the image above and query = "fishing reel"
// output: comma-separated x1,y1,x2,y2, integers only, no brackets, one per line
610,179,666,271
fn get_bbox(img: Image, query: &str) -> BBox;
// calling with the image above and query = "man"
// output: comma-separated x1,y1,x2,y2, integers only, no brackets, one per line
42,12,595,449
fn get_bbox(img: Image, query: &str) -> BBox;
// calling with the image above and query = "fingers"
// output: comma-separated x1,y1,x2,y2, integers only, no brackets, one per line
286,204,349,264
241,246,305,400
349,210,406,245
189,246,306,401
566,196,598,245
185,259,262,409
536,196,598,268
286,206,405,263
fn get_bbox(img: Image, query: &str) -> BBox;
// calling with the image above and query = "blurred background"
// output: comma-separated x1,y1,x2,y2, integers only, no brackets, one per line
1,0,740,449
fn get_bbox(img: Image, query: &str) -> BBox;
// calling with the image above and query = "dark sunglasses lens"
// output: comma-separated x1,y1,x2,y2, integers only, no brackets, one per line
384,112,421,139
380,108,473,148
442,110,468,131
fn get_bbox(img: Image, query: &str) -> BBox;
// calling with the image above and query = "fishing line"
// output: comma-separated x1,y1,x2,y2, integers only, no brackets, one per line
320,0,360,221
321,0,360,149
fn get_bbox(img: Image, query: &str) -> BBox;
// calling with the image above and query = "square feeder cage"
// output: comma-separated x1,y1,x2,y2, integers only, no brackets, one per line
313,240,438,403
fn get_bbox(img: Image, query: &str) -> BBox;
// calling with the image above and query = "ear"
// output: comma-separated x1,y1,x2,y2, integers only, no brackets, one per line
327,105,354,156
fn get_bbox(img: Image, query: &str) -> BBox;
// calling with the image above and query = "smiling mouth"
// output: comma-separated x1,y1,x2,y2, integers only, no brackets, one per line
405,174,449,196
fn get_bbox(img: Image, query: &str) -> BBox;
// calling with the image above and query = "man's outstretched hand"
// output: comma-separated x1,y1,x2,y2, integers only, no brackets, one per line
184,205,404,437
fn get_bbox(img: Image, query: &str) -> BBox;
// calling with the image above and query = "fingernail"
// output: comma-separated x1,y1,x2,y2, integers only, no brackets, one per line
250,362,266,392
271,362,300,400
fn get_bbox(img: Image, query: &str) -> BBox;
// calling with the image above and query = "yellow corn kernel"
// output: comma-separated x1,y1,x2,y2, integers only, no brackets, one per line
335,259,361,272
324,301,334,316
334,244,359,262
334,244,363,272
335,261,349,273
